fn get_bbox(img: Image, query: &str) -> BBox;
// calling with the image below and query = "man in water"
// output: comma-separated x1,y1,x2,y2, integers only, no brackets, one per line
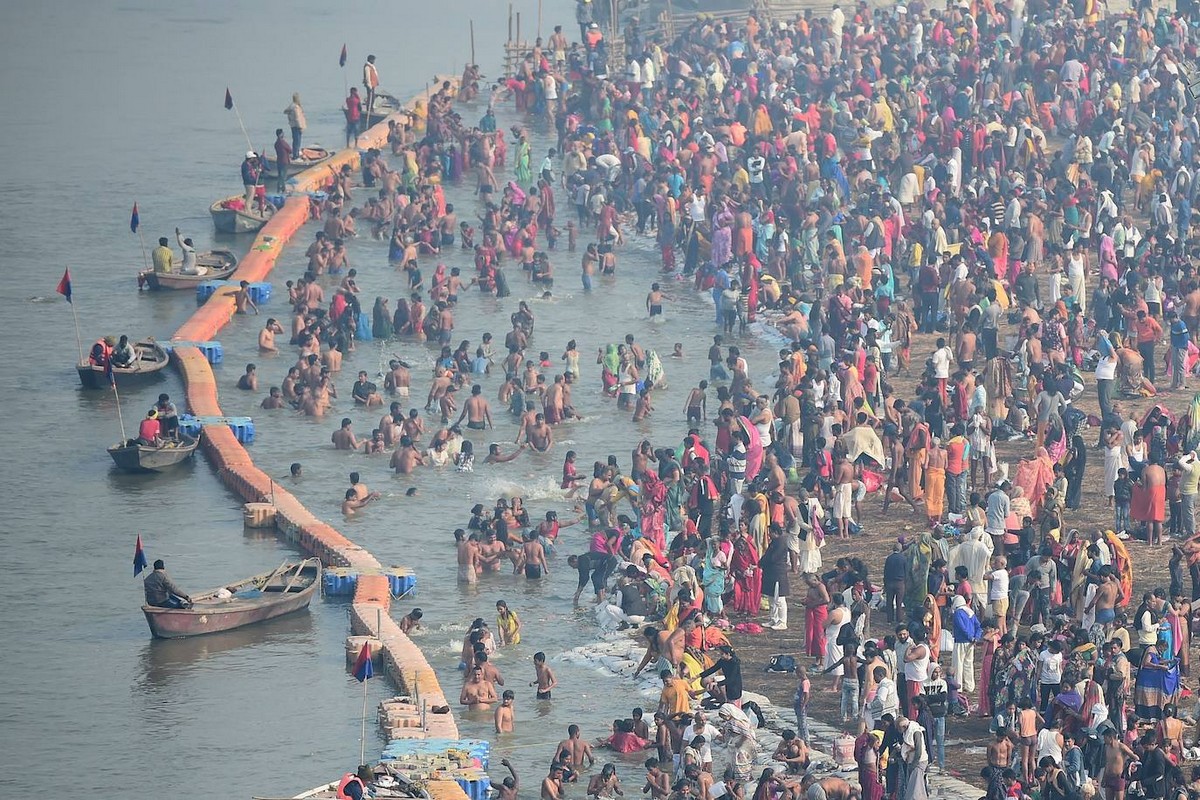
143,559,192,608
456,384,494,430
495,690,516,733
568,550,618,603
531,651,557,699
522,531,549,579
258,318,283,352
525,412,554,451
633,625,685,677
459,664,497,710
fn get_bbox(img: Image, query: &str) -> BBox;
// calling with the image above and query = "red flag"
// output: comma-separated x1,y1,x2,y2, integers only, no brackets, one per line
352,641,373,682
339,44,348,68
134,536,148,576
130,203,140,233
224,87,234,110
56,268,72,303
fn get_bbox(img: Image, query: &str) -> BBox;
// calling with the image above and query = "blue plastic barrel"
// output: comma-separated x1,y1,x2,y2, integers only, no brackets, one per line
231,419,254,444
196,281,225,302
200,341,223,364
265,193,286,208
178,415,203,437
247,282,272,304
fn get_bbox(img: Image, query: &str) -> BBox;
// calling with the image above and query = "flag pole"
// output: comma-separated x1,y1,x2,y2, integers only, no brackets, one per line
112,378,129,443
136,228,150,273
230,99,255,153
360,676,369,767
67,294,85,365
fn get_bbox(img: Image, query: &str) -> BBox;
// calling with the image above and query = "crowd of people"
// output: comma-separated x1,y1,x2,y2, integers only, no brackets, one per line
223,0,1200,797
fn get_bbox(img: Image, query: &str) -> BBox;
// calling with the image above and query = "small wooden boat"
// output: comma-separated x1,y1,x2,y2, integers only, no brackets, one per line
108,433,199,472
209,195,276,234
264,764,431,799
137,249,238,290
77,339,169,389
260,146,333,177
366,91,404,126
143,559,321,639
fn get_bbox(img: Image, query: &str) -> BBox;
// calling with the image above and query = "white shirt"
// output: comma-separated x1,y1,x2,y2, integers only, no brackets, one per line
1095,354,1117,381
681,722,719,763
902,722,928,763
903,643,931,682
1038,650,1063,683
932,347,952,379
987,568,1009,602
687,195,706,223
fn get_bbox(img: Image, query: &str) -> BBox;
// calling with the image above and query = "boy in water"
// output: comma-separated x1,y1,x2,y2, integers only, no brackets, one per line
647,283,664,318
531,651,557,699
495,690,516,733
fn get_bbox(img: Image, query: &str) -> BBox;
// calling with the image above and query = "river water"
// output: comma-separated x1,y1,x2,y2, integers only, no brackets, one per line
0,2,779,798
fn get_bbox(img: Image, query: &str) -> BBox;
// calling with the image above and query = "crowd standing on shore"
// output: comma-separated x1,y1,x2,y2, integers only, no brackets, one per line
220,0,1200,797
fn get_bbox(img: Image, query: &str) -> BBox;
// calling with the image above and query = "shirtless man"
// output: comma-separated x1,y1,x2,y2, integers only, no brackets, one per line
526,413,555,452
384,359,411,398
634,625,685,677
986,729,1017,775
541,764,566,800
390,436,425,474
773,730,811,774
380,403,403,448
456,529,481,584
497,760,519,800
832,454,855,539
685,381,708,425
459,665,497,710
258,318,283,352
555,724,596,772
341,488,378,517
456,384,494,430
331,418,362,450
532,651,557,699
426,367,454,411
522,531,550,579
234,280,259,315
643,759,671,800
1103,727,1137,800
495,690,516,733
486,443,526,463
1086,568,1121,635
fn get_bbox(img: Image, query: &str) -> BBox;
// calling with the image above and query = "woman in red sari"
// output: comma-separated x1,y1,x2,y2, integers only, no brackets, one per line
730,531,762,617
855,725,885,800
978,621,1000,717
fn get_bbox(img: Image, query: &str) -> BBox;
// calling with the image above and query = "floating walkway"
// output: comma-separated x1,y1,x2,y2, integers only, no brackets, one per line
167,78,471,798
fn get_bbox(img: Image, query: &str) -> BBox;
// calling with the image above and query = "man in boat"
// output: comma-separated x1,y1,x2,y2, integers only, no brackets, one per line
89,336,114,366
137,409,163,447
362,54,379,120
175,228,197,274
155,393,179,439
240,151,265,213
143,559,192,608
151,237,173,274
110,335,137,368
273,127,292,193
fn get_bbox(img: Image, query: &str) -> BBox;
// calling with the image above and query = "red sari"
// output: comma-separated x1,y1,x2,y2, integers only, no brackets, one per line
978,633,997,716
730,538,762,616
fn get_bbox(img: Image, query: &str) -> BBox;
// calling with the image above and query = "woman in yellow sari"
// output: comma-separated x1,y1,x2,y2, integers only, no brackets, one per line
924,439,946,524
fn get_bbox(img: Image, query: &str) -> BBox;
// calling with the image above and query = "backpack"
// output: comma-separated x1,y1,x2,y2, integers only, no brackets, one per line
766,654,797,673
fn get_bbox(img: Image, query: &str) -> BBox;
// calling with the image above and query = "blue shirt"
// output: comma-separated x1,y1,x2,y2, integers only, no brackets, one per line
1172,319,1190,350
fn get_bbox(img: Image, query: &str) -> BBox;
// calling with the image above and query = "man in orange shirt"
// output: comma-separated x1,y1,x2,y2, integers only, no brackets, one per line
944,422,970,514
1131,309,1163,384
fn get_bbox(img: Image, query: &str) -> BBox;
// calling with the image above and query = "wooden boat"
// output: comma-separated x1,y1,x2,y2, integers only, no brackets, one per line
260,146,332,177
143,558,321,639
77,339,169,389
108,433,199,472
366,91,404,126
137,249,238,290
209,195,276,234
264,764,431,799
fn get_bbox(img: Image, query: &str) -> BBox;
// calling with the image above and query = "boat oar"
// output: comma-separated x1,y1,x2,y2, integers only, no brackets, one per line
256,560,292,591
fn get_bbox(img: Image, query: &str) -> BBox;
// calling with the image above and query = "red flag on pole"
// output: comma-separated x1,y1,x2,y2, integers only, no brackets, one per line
224,87,234,110
352,641,374,682
339,44,348,68
134,536,148,576
56,268,73,303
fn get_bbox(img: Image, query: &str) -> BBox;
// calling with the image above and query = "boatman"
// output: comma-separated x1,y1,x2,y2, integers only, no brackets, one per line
240,151,264,213
273,127,292,193
143,559,192,608
336,771,366,800
175,227,197,274
362,54,379,122
151,237,173,274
